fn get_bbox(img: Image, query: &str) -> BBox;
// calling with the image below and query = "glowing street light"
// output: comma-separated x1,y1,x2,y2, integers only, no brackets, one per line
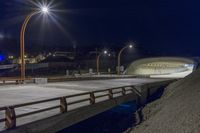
104,50,108,54
8,55,14,60
41,6,49,14
117,43,134,75
96,50,108,75
20,5,51,82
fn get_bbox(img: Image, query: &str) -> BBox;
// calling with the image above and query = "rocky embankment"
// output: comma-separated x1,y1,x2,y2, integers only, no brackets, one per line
129,69,200,133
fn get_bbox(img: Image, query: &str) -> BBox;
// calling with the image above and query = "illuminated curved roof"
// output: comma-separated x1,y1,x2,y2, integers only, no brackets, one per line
126,57,197,78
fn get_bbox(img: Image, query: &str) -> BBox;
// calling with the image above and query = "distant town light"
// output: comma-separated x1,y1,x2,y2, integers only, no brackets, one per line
0,54,5,61
104,50,108,54
8,56,14,59
129,45,133,48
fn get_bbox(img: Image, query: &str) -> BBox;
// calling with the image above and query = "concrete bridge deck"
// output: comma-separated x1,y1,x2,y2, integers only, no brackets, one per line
0,78,167,106
0,78,171,132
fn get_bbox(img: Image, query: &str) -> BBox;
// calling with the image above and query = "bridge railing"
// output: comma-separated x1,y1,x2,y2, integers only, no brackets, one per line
0,85,140,130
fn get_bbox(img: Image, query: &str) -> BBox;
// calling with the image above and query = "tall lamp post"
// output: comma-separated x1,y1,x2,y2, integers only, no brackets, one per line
96,50,108,75
117,44,133,75
20,6,49,82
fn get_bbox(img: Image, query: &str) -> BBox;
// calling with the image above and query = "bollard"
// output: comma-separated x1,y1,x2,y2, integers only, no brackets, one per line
66,70,69,76
90,92,95,104
60,97,67,113
5,107,16,129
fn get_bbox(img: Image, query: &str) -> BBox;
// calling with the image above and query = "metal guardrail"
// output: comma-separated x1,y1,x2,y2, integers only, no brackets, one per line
48,75,137,82
0,78,33,84
0,85,141,130
0,75,136,84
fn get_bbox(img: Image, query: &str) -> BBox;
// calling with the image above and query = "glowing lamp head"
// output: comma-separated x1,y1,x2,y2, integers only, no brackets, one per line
104,50,108,54
41,6,49,14
129,45,133,48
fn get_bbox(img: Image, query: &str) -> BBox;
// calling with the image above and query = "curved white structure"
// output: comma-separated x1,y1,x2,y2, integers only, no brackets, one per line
126,57,197,78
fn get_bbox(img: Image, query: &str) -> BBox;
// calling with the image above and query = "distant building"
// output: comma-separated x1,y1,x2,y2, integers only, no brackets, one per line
54,51,75,59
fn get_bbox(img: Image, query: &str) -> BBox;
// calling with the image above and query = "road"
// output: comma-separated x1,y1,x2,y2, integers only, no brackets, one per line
0,78,168,131
0,78,167,106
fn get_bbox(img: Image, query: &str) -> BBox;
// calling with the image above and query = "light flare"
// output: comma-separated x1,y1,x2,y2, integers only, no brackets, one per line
41,6,49,14
104,50,108,54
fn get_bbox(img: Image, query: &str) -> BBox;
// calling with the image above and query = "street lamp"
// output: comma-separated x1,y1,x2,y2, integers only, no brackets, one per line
20,6,50,82
41,6,49,14
96,50,108,75
117,44,134,75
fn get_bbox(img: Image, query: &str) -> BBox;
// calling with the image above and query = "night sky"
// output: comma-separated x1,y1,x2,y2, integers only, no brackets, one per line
0,0,200,56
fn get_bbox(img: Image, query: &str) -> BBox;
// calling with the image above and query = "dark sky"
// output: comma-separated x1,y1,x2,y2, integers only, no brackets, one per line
0,0,200,56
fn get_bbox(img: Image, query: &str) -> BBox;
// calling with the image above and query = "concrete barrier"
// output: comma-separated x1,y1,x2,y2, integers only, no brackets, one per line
34,78,48,84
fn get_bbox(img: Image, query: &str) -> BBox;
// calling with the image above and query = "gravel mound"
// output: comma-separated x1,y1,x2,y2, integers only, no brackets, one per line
131,69,200,133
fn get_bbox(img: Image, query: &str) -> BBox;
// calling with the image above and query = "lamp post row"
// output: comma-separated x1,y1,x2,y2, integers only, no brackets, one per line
96,44,133,75
19,6,134,82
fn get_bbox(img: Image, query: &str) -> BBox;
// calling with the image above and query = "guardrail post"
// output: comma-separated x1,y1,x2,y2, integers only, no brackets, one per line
108,89,113,99
131,86,142,97
60,97,67,113
90,92,95,104
16,80,19,84
5,106,16,129
122,87,126,96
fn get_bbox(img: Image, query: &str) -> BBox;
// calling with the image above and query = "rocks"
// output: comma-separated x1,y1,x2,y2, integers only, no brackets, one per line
130,69,200,133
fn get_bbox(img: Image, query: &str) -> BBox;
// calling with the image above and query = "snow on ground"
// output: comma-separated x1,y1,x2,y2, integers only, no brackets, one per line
0,78,169,131
0,78,166,107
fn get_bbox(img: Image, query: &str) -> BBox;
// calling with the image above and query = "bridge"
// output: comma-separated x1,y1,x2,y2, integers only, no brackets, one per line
0,78,174,133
